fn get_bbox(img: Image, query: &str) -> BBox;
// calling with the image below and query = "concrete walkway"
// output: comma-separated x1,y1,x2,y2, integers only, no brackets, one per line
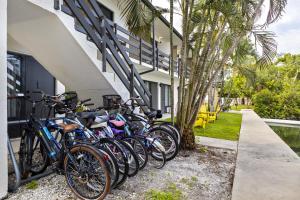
196,136,237,151
232,110,300,200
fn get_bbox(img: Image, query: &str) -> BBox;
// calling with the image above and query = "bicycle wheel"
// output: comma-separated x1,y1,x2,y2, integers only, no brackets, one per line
97,146,119,189
30,135,50,175
122,136,148,170
96,138,129,188
148,127,179,161
19,129,49,179
64,144,111,200
149,145,166,169
117,140,140,177
154,123,181,146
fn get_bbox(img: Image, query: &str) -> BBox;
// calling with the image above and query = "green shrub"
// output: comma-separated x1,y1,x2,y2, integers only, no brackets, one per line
253,89,280,118
279,90,300,120
253,88,300,120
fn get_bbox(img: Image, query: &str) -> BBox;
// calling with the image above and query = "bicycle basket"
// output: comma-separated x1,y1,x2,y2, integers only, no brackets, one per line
55,91,78,114
102,95,122,109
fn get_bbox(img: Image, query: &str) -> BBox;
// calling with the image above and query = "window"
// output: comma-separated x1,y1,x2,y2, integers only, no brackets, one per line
98,2,113,21
161,84,171,113
144,80,158,109
7,53,23,120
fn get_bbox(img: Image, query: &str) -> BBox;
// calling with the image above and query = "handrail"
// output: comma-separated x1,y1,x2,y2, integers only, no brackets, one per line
63,0,152,107
61,0,177,73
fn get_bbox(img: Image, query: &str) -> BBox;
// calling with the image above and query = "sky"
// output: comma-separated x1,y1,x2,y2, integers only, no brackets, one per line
151,0,300,55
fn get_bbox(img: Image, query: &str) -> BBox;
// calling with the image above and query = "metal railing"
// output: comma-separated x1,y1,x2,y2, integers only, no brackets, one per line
61,0,180,75
62,0,154,108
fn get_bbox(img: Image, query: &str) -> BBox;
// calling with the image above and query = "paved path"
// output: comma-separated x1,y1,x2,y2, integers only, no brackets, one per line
196,136,237,151
232,110,300,200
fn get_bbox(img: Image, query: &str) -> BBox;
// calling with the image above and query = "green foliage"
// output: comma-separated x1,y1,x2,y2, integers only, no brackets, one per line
191,176,198,182
252,89,280,118
251,54,300,120
279,90,300,120
222,75,254,99
180,176,198,188
252,88,300,120
199,146,208,153
230,104,254,111
26,180,38,190
225,53,300,120
145,183,183,200
194,112,242,141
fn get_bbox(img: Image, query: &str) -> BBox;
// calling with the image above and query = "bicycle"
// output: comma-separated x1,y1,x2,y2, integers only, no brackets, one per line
18,91,111,200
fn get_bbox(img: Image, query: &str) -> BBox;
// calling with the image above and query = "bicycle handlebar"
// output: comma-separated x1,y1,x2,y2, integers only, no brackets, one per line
81,98,91,104
83,103,94,107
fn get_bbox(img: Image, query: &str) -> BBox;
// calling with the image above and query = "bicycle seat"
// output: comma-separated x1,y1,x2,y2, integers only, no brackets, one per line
145,110,162,119
109,120,125,127
59,123,80,133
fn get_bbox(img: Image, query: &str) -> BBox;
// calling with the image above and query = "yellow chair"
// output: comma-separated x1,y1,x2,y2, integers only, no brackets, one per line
198,105,218,123
194,114,207,128
198,105,209,121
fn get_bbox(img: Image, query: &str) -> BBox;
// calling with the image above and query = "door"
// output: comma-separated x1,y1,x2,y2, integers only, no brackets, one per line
144,80,158,110
7,52,55,138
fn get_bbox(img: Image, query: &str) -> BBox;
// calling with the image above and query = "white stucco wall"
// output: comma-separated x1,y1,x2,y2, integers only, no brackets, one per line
0,0,8,198
55,80,65,95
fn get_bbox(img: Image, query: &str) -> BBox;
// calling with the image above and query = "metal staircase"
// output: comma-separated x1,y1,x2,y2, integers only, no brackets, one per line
61,0,152,108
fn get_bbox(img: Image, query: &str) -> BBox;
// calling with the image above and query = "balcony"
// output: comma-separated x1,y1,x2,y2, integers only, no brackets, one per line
61,3,180,75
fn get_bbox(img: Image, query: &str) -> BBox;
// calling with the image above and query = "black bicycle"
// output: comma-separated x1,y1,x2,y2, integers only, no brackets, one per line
18,91,111,200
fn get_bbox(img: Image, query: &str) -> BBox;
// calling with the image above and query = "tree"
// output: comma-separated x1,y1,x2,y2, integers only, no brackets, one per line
176,0,286,149
227,53,300,120
118,0,287,149
252,54,300,120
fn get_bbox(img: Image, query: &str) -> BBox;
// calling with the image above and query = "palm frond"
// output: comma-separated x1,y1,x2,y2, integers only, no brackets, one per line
236,65,257,87
233,37,257,65
117,0,154,40
253,30,277,69
265,0,287,25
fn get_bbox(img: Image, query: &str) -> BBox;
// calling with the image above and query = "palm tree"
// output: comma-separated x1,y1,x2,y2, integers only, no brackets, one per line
117,0,155,40
118,0,287,149
175,0,287,149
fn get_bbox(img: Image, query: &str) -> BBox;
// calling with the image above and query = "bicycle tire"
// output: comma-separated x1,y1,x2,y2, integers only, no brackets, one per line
19,129,49,179
96,138,129,188
148,127,179,161
117,140,139,177
150,146,166,169
160,122,181,146
97,146,119,189
122,136,148,170
64,144,111,200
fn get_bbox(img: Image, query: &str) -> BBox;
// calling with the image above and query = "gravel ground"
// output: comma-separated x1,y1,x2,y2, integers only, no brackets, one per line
7,145,236,200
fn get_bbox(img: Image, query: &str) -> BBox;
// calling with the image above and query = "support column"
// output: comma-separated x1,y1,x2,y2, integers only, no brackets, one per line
157,83,161,110
0,0,8,198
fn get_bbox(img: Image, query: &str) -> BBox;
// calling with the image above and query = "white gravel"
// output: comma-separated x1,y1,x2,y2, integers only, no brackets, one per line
7,145,236,200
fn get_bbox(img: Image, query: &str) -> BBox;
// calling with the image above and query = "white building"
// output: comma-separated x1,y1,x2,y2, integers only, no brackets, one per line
0,0,182,197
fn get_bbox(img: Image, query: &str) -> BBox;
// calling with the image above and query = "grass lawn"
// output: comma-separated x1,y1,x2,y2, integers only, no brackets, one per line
194,112,242,141
230,104,253,111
